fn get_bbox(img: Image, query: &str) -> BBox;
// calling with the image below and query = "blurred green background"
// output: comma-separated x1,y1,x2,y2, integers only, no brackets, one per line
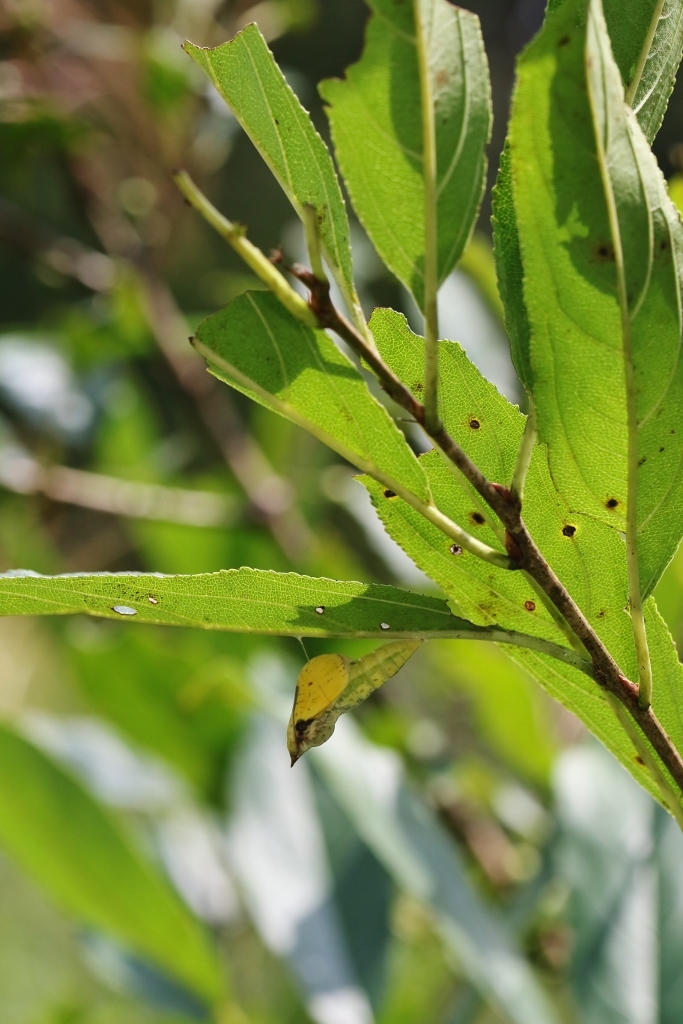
3,1,683,1022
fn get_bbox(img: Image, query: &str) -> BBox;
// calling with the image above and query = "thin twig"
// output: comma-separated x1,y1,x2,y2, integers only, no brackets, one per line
173,170,316,328
0,457,239,527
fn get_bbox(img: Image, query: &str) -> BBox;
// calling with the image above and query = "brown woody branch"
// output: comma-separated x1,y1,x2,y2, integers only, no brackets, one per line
304,273,683,801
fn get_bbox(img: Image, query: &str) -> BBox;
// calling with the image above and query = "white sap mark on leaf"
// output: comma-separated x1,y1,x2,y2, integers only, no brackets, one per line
315,606,325,614
112,605,137,616
381,622,390,630
148,596,158,605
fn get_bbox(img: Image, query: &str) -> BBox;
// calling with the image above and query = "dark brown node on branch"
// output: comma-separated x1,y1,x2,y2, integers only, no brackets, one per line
490,481,521,511
618,672,639,697
505,530,523,563
562,524,576,537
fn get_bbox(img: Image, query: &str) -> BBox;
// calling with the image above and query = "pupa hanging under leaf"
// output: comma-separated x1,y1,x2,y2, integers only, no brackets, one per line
287,640,422,764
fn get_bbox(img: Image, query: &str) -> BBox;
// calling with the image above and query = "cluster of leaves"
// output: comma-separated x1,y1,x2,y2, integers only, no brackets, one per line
4,0,683,1022
5,0,683,804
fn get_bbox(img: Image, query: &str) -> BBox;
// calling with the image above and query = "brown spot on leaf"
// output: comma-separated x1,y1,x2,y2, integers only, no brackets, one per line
562,525,576,537
435,69,450,90
469,418,481,430
558,34,570,46
634,755,645,766
606,498,619,509
593,241,615,262
471,511,486,525
383,489,397,499
525,600,536,612
450,544,463,556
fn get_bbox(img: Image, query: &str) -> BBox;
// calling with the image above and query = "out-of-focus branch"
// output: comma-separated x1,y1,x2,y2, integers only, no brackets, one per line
0,198,115,291
0,199,316,560
140,278,317,560
0,447,238,527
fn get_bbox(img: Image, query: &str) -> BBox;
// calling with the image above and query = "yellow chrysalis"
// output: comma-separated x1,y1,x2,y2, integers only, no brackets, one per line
287,641,422,765
286,654,350,765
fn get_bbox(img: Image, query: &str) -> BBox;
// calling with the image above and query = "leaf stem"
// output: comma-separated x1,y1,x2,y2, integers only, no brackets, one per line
173,170,317,328
510,400,536,506
302,204,329,284
414,0,441,434
625,0,666,106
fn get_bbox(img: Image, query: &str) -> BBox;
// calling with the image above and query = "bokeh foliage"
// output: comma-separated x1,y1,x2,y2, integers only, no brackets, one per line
3,1,683,1023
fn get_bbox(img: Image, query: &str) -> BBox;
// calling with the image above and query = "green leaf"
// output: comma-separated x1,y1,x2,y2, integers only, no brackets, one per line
319,0,491,310
0,723,222,1003
493,0,683,393
183,25,362,325
0,567,486,639
604,0,683,143
363,308,683,808
365,309,632,650
491,143,532,391
0,568,593,672
508,0,683,596
193,290,430,504
554,0,683,143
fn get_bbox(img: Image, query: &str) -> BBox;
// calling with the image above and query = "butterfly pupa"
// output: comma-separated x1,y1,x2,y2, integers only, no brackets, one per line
287,641,422,764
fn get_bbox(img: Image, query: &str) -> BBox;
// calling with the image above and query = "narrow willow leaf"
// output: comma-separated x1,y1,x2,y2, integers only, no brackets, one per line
0,569,591,672
491,143,532,391
509,0,683,597
493,0,683,392
550,0,683,142
364,309,683,807
0,567,491,638
184,26,362,326
319,0,490,310
193,291,430,505
0,723,222,1002
287,641,421,761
